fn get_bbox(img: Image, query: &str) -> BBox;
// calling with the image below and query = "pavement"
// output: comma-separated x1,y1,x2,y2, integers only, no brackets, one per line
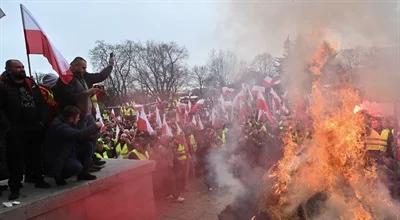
156,179,234,220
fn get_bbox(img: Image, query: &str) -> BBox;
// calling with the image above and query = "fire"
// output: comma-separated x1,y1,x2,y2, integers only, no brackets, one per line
264,40,396,219
308,41,337,76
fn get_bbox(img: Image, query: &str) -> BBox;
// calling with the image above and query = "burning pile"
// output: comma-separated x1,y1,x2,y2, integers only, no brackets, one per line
263,41,399,219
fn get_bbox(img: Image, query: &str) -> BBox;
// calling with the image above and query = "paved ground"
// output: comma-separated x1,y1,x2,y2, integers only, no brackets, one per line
156,179,234,220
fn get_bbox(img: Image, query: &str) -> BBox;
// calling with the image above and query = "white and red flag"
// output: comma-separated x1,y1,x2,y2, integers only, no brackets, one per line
110,109,116,119
162,114,173,137
190,99,205,113
191,115,197,126
197,115,204,130
251,85,266,96
222,87,234,96
175,122,183,135
262,75,281,87
20,4,72,84
256,91,274,123
137,109,154,134
155,107,162,129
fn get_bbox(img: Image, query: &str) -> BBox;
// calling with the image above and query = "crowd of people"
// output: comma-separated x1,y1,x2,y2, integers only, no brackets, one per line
0,54,271,203
0,54,399,209
0,56,114,200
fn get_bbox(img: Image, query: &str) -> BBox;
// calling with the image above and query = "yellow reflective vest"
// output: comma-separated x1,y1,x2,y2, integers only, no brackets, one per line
366,128,390,152
116,143,129,158
176,144,187,161
130,149,149,160
102,113,109,121
95,151,109,159
218,128,228,145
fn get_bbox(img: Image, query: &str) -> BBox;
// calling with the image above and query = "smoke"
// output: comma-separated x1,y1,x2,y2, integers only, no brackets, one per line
210,1,400,218
220,0,399,58
206,119,282,218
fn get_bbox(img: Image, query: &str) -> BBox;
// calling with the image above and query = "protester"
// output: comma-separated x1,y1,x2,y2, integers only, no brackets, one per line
53,55,114,177
43,106,102,185
0,59,50,200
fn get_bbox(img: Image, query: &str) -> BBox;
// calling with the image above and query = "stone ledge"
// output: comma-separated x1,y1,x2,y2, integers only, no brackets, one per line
0,159,156,220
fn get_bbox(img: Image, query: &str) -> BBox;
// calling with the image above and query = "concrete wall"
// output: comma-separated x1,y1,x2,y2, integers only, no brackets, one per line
0,159,156,220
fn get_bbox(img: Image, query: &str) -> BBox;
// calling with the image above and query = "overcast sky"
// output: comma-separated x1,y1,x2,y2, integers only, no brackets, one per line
1,1,398,75
0,0,225,73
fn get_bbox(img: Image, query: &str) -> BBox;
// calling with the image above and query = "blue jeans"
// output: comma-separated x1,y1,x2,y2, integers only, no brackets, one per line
60,155,83,179
77,114,98,172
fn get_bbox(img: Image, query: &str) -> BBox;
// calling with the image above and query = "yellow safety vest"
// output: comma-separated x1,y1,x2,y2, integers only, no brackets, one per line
95,151,109,159
116,143,129,158
189,134,198,153
102,113,109,121
218,128,228,144
176,144,187,161
130,149,149,160
366,128,390,152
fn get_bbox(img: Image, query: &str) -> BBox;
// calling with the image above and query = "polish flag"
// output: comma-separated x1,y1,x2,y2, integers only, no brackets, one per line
256,91,274,123
133,104,143,111
155,107,162,128
270,88,282,114
232,88,245,108
162,114,173,137
20,5,72,84
222,87,234,96
197,115,204,130
137,109,154,134
262,75,281,87
110,109,116,119
175,122,183,135
191,115,197,126
190,99,205,113
211,108,216,127
251,85,266,96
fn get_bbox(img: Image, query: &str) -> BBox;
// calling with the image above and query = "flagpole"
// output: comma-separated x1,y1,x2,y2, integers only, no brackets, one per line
19,4,35,80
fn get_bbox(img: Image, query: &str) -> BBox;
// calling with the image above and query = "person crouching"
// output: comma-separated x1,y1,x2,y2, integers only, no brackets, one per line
43,106,102,185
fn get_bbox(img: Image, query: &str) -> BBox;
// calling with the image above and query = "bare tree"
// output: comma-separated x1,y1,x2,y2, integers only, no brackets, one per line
206,50,238,88
89,40,136,98
250,53,276,76
190,65,208,96
131,41,189,100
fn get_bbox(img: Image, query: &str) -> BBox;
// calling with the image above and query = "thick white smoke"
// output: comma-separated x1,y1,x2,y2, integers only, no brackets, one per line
219,0,399,58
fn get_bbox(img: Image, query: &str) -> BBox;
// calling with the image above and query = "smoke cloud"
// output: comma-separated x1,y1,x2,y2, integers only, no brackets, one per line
219,0,399,58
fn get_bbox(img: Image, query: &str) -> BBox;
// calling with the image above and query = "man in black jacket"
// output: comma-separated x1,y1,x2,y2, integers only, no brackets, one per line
44,106,102,185
53,56,114,176
0,59,51,200
53,56,113,114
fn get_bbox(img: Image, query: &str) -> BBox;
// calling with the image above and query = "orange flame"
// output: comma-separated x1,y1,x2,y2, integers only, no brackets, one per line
264,40,393,219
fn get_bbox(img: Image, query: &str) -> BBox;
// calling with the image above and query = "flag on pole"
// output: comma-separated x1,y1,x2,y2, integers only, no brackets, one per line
115,125,120,142
256,90,274,123
20,4,72,84
262,75,281,87
0,8,6,19
110,109,116,119
197,115,204,130
137,109,154,134
190,99,205,113
175,122,183,135
222,87,234,96
162,114,173,137
155,107,162,128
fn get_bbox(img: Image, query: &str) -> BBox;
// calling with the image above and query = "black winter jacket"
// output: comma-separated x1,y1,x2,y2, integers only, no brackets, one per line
53,66,112,114
0,71,47,133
